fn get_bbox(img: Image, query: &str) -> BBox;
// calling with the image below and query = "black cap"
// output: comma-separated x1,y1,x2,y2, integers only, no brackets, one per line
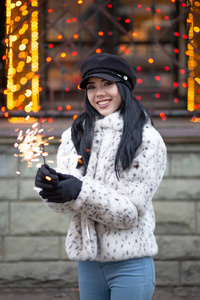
80,53,137,91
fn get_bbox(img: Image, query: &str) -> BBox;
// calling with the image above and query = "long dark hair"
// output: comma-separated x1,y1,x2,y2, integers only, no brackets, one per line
71,82,152,178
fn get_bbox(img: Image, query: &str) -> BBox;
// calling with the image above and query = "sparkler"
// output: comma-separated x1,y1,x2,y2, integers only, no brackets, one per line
14,117,84,182
14,118,55,180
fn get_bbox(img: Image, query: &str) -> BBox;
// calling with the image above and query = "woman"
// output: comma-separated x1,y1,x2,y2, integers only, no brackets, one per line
35,53,167,300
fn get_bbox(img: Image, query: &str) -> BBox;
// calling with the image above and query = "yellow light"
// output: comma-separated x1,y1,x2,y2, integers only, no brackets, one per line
195,77,200,84
26,72,34,80
20,77,27,85
8,68,14,75
19,28,25,35
148,58,154,64
32,62,38,72
96,48,101,54
23,24,29,30
22,38,28,44
19,44,26,51
14,16,21,22
25,89,32,97
16,66,23,73
22,10,28,16
26,56,32,63
32,1,38,7
32,32,38,38
16,84,21,91
8,117,38,124
187,8,195,112
194,26,200,32
32,11,38,17
6,0,39,113
16,1,22,7
20,5,27,11
18,61,25,68
18,94,25,102
10,35,17,42
61,52,67,58
25,105,32,113
11,85,17,92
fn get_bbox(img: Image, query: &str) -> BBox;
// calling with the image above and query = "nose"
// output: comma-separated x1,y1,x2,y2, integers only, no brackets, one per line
96,87,105,98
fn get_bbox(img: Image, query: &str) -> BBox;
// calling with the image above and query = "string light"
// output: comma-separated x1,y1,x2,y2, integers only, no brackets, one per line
66,105,71,110
96,48,102,54
148,58,154,64
187,2,195,111
5,0,39,114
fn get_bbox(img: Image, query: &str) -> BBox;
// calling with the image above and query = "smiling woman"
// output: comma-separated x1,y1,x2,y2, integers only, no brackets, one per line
35,53,167,300
86,78,122,116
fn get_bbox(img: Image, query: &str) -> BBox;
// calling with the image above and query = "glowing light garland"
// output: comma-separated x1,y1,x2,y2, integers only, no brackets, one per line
187,0,200,112
5,0,39,116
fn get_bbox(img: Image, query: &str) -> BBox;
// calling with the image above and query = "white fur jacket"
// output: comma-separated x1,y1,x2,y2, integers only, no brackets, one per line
42,112,167,262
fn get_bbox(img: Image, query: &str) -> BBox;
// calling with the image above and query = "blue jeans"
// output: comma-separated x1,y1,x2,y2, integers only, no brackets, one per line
77,257,155,300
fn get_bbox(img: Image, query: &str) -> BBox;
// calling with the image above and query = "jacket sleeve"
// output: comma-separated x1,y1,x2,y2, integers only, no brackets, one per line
70,127,167,229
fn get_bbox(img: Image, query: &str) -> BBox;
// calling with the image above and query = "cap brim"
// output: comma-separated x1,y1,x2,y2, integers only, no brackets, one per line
80,73,120,89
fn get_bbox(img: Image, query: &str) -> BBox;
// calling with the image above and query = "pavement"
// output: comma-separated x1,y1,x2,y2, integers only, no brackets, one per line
0,287,200,300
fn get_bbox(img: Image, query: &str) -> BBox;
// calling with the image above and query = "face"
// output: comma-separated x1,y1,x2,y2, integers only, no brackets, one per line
86,77,122,116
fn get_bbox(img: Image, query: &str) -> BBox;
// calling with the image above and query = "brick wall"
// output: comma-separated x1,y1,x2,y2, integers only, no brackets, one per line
0,140,200,288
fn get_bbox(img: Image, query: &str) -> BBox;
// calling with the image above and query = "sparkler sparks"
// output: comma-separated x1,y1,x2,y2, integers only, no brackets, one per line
14,119,55,168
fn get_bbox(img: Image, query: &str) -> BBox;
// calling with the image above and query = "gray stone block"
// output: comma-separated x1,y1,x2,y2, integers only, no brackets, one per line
155,261,179,286
154,179,200,200
171,153,200,177
0,202,9,235
197,202,200,234
154,201,196,234
181,261,200,285
0,288,80,300
19,162,39,178
19,179,39,200
4,237,60,261
0,237,3,260
0,261,78,287
0,180,18,200
10,202,70,235
60,236,69,260
0,144,17,154
0,154,18,178
156,235,200,259
163,157,170,177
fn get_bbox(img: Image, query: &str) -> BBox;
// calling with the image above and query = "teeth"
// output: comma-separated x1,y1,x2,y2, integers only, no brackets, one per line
98,100,110,105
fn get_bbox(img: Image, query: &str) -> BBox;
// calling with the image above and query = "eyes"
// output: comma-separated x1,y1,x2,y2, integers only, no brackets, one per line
87,81,114,90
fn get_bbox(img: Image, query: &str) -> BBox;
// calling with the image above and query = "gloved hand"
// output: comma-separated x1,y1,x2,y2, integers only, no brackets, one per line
35,164,59,189
39,175,82,203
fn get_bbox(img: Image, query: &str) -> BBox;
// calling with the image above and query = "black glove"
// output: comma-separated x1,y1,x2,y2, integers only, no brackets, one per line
39,175,82,203
35,164,59,189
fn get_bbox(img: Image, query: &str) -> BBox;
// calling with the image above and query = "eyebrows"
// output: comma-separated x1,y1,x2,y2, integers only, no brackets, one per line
87,78,107,85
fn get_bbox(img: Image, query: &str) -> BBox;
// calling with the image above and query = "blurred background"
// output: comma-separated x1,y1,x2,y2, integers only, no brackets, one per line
0,1,200,299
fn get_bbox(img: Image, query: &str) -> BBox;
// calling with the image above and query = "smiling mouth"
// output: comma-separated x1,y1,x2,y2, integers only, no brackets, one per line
97,100,111,106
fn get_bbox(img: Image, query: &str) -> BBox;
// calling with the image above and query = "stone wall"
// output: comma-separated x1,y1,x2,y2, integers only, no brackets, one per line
0,139,200,288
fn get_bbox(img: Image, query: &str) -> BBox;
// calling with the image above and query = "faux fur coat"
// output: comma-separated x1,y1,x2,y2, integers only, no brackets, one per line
42,112,167,262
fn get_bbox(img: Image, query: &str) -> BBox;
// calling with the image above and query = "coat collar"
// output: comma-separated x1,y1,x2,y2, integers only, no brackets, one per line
94,111,123,132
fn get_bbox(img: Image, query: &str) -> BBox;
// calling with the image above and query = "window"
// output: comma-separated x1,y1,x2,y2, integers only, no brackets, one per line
1,0,200,123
